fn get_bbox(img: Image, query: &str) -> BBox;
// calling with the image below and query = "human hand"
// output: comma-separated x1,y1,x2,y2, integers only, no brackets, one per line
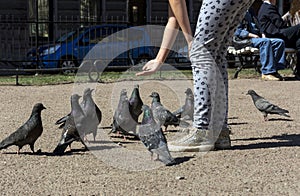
135,59,163,76
282,11,291,21
248,33,259,38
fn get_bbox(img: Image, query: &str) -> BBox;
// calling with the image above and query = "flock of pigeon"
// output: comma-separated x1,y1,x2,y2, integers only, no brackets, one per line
0,86,291,166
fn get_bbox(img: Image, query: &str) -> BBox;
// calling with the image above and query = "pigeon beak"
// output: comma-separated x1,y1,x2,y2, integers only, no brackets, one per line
43,106,47,109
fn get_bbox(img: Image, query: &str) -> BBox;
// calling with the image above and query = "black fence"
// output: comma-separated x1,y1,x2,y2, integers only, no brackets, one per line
0,15,191,80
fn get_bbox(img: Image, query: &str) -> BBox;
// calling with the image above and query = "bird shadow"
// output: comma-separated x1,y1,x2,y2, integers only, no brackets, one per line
87,145,118,151
228,116,239,120
51,148,90,156
231,133,300,150
87,140,118,144
267,118,293,122
228,122,248,126
2,151,54,156
109,135,140,141
168,156,194,166
164,129,179,133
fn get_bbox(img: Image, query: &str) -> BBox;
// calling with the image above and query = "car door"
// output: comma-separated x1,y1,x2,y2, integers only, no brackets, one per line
77,26,111,61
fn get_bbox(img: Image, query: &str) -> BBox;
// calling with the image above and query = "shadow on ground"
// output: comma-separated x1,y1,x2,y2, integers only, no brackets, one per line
231,133,300,150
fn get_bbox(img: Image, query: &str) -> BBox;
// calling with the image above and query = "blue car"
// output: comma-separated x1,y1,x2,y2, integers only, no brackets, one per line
23,24,155,74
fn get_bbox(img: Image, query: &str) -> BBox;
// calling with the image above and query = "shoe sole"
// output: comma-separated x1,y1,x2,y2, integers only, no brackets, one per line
215,144,231,150
168,144,215,152
215,140,231,150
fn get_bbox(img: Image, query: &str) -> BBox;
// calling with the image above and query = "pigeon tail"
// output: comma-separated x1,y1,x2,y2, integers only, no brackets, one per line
53,143,70,155
55,114,69,125
53,137,76,155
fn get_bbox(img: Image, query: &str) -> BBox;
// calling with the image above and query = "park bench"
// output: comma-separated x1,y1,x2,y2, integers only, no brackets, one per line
227,46,260,78
227,46,297,79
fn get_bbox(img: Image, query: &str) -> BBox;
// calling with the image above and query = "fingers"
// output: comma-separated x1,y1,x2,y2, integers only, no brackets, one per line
135,59,162,76
135,70,154,76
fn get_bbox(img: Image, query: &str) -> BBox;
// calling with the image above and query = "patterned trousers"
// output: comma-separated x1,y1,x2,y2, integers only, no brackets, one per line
190,0,254,131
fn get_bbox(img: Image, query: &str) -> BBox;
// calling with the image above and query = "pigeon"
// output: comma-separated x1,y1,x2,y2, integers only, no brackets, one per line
80,88,102,141
110,89,138,139
173,88,194,120
0,103,46,154
55,88,88,129
247,90,290,121
53,94,87,155
55,88,102,141
150,92,189,131
128,84,143,124
138,105,175,166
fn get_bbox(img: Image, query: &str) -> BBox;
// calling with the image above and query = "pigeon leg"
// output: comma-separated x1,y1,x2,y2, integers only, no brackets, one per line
154,154,160,161
263,113,268,121
80,139,88,151
29,143,35,154
17,147,21,155
84,135,90,144
93,132,97,142
68,144,72,152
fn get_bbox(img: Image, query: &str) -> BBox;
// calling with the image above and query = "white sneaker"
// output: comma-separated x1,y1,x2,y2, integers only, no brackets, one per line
168,128,214,152
215,126,231,149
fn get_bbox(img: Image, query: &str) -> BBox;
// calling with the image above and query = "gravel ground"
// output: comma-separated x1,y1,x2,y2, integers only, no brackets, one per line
0,78,299,195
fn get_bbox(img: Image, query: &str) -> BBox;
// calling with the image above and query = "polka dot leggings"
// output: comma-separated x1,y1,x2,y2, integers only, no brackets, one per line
190,0,254,131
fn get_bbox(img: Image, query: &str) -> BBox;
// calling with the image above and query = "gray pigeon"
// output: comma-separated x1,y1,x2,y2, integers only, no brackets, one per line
138,105,175,166
150,92,189,131
173,88,194,120
129,84,143,124
53,94,87,155
110,89,138,139
55,88,102,141
0,103,46,154
55,88,88,128
81,88,102,141
247,90,290,121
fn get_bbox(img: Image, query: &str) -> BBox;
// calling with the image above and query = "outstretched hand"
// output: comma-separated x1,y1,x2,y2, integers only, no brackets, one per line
135,59,163,76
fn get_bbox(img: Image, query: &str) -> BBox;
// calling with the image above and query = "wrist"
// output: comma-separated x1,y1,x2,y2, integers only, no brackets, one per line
154,58,164,64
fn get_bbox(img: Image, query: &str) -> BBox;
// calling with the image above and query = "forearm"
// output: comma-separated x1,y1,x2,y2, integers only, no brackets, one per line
169,0,193,45
156,13,179,63
156,1,193,63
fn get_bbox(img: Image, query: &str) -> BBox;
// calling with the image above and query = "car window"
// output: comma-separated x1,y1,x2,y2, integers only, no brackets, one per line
56,28,85,43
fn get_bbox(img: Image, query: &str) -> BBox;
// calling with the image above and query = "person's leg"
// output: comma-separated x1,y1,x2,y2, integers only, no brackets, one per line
214,2,253,149
216,1,253,130
281,25,300,77
251,38,277,75
296,39,300,78
270,38,286,71
168,0,254,152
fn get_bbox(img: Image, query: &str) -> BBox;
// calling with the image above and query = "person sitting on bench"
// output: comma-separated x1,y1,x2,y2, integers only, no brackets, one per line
258,0,300,80
234,7,286,81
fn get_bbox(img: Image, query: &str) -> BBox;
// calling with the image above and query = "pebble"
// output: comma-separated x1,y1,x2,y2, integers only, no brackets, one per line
175,176,185,180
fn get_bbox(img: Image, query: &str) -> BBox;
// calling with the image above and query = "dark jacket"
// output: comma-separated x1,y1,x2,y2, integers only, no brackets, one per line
258,2,288,37
235,9,261,39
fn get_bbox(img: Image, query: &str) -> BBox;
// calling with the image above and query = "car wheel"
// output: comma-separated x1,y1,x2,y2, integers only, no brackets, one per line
60,59,78,75
135,55,149,66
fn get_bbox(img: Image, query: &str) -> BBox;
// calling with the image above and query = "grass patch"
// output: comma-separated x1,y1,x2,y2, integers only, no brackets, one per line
0,74,76,85
0,67,294,85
